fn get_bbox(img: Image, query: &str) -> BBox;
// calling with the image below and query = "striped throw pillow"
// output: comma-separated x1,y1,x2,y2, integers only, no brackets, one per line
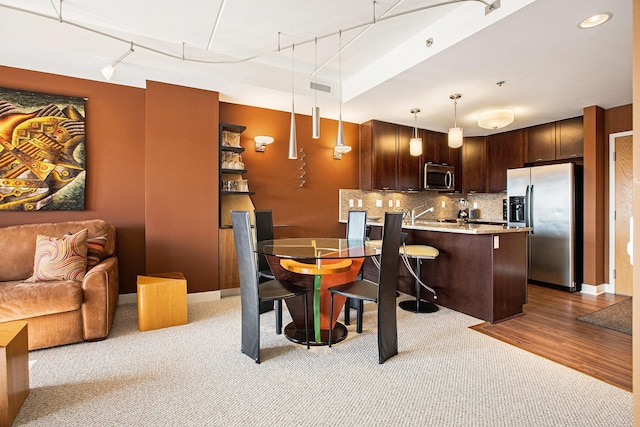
87,234,108,270
26,228,88,282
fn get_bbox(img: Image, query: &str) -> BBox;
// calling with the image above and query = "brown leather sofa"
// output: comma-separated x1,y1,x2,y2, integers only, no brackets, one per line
0,220,119,350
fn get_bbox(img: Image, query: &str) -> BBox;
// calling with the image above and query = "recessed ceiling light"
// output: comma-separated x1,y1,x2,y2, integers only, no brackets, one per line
578,12,612,29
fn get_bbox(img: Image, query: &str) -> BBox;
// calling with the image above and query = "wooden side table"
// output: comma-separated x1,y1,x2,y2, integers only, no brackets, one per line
137,272,188,332
0,321,29,427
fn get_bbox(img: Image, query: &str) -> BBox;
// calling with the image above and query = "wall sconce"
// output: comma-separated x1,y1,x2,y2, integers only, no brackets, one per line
477,109,515,130
254,135,274,152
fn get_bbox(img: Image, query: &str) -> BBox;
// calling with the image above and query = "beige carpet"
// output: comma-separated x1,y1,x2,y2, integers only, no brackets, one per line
16,296,632,426
578,298,632,335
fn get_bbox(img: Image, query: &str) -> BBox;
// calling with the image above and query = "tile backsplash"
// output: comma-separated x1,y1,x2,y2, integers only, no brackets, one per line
339,189,506,223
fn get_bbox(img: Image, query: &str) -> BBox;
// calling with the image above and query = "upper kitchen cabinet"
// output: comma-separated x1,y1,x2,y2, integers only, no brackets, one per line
360,120,421,191
421,128,439,164
398,124,422,191
435,132,462,192
487,129,524,193
556,116,584,160
525,116,583,163
461,136,487,193
525,122,555,163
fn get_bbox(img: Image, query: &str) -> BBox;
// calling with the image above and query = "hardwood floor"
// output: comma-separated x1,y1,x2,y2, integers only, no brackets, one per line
470,284,632,392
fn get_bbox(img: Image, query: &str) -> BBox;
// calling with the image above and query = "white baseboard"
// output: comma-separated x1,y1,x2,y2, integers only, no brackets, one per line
580,283,610,295
118,289,236,306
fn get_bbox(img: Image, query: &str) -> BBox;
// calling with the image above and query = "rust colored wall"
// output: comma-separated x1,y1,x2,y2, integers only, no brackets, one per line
604,104,632,136
0,66,146,294
145,82,220,293
582,106,606,287
220,102,359,238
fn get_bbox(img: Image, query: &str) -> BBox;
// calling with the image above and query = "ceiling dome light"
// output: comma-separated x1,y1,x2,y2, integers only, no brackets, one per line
578,12,612,29
477,109,515,130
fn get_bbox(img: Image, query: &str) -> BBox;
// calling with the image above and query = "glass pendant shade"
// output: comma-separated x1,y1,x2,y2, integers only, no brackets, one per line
334,114,351,154
409,108,422,156
288,43,297,159
288,107,297,159
312,106,320,139
448,127,463,148
410,137,423,156
333,30,351,159
448,94,463,148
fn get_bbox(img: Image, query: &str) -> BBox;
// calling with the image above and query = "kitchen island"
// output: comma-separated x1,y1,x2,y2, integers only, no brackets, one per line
365,220,530,323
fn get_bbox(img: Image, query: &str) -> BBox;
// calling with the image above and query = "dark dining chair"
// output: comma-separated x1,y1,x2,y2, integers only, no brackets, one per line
255,209,275,282
254,210,285,331
328,212,403,364
343,210,367,329
231,210,309,363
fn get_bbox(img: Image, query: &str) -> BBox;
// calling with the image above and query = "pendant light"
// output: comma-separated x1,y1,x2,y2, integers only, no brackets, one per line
288,43,298,159
334,30,351,160
409,108,422,157
311,37,320,139
448,93,463,149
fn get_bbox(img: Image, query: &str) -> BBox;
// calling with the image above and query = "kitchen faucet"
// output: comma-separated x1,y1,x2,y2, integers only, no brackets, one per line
411,205,434,225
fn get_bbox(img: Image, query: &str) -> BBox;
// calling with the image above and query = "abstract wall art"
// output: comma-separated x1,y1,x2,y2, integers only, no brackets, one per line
0,87,86,210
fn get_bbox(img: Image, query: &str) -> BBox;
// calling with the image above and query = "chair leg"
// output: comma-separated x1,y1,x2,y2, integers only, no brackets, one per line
275,300,282,334
356,299,364,333
302,295,310,349
344,298,351,325
328,292,334,347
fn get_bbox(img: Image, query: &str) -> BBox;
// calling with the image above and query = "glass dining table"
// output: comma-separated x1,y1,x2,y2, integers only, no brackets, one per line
256,237,379,345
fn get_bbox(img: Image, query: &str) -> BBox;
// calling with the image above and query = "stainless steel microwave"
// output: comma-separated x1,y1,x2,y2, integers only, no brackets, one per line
423,163,455,190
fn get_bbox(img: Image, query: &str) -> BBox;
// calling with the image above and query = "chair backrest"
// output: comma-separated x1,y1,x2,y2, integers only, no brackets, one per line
346,210,367,242
231,210,260,361
254,210,274,274
376,211,403,363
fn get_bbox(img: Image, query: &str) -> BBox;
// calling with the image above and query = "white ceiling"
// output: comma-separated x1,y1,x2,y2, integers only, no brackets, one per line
0,0,632,136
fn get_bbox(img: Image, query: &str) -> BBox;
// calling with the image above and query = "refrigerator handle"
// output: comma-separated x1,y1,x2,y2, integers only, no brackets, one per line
529,185,534,234
524,185,529,227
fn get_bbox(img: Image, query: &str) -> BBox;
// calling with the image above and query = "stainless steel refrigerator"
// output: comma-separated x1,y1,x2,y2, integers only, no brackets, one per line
507,163,582,291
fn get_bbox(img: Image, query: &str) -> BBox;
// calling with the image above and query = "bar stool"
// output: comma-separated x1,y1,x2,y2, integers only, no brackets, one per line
398,245,439,313
366,240,439,313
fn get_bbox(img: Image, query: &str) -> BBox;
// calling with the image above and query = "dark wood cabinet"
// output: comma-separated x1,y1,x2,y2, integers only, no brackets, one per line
398,125,421,191
525,116,583,163
434,132,462,192
525,122,556,163
556,116,584,159
370,120,398,190
420,128,438,164
487,129,524,193
462,136,487,193
360,120,421,191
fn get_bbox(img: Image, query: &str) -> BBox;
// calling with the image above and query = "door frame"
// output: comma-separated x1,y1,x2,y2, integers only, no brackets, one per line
608,130,633,294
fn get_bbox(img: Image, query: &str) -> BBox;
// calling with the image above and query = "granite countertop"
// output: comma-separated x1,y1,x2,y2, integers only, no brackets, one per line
353,219,528,235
